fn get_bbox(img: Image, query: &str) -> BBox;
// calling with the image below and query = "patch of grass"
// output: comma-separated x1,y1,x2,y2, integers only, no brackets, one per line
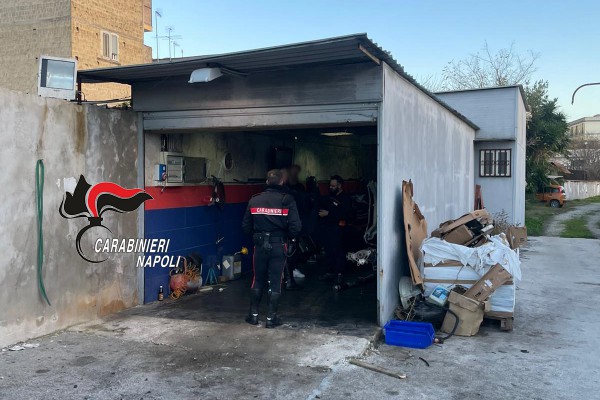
573,196,600,205
525,198,563,236
560,217,595,239
524,195,600,236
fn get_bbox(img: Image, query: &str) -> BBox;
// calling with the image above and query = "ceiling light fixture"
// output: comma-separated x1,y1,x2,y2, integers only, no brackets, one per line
189,67,222,83
320,131,353,137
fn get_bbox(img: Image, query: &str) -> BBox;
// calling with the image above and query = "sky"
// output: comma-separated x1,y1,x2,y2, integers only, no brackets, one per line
144,0,600,121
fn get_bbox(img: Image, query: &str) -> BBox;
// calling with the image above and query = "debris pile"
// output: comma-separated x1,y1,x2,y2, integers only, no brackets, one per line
422,210,525,335
387,181,527,348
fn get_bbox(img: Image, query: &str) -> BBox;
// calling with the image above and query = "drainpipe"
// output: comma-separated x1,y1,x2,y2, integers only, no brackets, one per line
136,112,145,304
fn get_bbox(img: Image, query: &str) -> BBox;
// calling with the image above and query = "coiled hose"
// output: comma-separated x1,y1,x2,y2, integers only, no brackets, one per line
36,160,51,306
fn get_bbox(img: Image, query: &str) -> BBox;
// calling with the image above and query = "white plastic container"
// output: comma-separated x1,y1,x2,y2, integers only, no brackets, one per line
427,285,450,307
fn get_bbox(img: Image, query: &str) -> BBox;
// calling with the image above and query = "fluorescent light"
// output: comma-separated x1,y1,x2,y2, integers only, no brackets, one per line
38,55,77,100
320,131,353,137
189,68,222,83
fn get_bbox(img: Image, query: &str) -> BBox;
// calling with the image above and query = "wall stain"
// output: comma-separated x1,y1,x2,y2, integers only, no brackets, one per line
74,106,87,154
99,299,126,317
36,104,48,155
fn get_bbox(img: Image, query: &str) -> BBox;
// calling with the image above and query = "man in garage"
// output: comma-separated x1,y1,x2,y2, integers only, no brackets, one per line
284,165,307,290
242,169,302,328
318,175,353,286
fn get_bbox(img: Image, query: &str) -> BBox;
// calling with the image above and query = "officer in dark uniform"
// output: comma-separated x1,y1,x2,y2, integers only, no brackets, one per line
242,169,302,328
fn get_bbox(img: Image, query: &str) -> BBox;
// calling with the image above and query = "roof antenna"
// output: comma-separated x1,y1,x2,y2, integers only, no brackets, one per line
154,9,162,62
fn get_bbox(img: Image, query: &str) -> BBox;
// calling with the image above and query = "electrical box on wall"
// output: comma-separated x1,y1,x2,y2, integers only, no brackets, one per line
158,152,207,186
162,152,184,185
184,156,207,183
153,164,166,181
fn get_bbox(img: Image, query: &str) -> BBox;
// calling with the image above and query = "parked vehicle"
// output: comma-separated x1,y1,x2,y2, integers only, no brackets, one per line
535,185,566,208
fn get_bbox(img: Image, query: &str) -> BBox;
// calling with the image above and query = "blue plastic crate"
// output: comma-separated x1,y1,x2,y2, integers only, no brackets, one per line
384,320,435,349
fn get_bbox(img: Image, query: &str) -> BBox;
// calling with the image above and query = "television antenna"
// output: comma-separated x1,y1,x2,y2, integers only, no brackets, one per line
162,26,182,61
154,9,162,61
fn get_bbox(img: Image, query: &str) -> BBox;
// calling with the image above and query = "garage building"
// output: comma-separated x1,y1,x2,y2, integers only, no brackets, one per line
79,34,478,326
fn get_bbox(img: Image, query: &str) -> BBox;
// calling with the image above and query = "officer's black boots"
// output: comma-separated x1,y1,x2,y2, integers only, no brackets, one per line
266,292,282,328
245,288,262,325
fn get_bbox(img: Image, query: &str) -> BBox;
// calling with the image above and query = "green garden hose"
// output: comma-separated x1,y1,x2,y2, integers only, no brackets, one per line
36,160,51,306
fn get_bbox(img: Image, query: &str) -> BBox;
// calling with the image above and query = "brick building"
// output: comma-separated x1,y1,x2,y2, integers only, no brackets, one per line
0,0,152,101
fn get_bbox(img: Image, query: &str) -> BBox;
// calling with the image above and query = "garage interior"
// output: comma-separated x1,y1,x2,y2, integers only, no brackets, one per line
143,123,379,332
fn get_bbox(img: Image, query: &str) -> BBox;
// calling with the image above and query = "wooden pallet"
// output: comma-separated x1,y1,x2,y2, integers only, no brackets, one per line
484,311,514,331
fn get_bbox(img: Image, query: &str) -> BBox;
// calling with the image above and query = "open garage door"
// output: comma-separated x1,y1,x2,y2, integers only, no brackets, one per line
142,103,379,131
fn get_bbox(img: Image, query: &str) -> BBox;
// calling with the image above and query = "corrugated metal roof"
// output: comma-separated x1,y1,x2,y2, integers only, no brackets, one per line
79,33,478,130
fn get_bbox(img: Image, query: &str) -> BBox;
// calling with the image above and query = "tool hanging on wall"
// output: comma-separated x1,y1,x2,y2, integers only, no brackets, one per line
36,160,51,306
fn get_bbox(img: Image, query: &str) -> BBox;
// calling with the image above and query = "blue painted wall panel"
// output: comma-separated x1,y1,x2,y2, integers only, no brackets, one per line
143,203,251,303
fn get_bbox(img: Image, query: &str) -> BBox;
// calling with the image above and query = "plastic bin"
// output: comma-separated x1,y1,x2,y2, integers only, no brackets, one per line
384,320,435,349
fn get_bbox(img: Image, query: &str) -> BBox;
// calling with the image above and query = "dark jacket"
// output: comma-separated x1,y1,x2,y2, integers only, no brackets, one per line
242,185,302,238
321,190,352,225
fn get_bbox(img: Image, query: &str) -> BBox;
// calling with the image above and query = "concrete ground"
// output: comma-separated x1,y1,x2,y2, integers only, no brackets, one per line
1,236,599,399
544,202,600,237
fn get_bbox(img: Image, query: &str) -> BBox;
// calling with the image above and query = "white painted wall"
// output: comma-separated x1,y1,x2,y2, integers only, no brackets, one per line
513,89,527,225
564,180,600,200
437,87,527,225
378,63,476,325
474,140,521,223
436,87,518,140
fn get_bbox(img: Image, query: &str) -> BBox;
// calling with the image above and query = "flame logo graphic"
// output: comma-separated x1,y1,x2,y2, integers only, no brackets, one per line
60,175,153,262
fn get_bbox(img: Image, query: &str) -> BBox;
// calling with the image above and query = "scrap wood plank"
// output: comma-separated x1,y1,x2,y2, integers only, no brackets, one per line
349,358,407,379
484,311,514,331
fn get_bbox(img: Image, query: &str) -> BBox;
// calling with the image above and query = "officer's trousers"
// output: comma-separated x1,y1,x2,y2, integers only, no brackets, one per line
251,242,287,294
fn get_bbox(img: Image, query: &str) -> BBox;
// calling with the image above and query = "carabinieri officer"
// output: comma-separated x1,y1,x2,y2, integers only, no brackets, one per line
242,169,302,328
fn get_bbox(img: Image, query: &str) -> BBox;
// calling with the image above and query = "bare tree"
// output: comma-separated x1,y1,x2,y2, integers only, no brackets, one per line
441,42,540,90
569,138,600,180
418,74,446,93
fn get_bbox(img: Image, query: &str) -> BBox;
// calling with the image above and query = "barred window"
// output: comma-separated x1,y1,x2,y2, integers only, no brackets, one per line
480,149,511,177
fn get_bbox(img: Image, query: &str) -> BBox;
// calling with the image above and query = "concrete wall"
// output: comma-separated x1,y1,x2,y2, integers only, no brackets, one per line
378,63,476,325
564,180,600,200
0,87,140,347
144,130,375,187
0,0,71,94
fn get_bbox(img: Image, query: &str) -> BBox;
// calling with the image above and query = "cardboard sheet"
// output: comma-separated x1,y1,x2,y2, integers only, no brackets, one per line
464,263,512,301
402,180,427,287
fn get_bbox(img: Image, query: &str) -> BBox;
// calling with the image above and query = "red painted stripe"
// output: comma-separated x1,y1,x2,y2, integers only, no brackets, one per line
144,184,264,210
250,208,289,216
251,246,256,289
